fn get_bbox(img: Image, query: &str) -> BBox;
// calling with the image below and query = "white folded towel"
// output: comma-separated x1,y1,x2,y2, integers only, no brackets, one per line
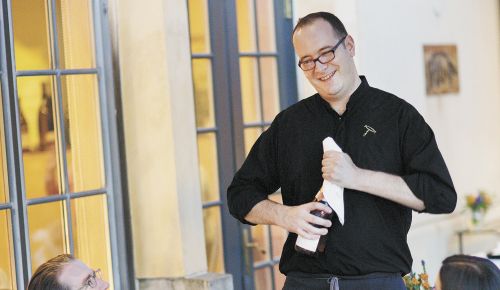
322,137,345,225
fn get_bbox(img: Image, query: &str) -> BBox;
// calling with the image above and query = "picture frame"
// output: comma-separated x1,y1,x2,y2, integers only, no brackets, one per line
423,45,460,95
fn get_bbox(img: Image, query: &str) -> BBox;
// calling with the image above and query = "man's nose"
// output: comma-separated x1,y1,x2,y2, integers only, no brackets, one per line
314,60,328,72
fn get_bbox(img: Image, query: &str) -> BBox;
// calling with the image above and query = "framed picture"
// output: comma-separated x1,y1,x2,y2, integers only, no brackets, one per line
423,45,459,95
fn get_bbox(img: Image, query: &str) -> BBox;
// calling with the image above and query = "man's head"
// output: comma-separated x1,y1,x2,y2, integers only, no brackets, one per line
292,12,360,103
27,254,109,290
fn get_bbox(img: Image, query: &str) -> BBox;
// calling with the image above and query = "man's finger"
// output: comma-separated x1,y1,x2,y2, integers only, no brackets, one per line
303,222,329,236
304,201,332,213
297,228,320,240
313,201,332,213
306,214,332,228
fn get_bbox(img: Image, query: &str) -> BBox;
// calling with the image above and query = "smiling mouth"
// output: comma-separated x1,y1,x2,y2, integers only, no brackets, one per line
319,71,335,81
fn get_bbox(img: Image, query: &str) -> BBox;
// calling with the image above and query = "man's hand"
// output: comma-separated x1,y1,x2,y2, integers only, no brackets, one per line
244,200,333,240
277,202,332,240
322,150,360,188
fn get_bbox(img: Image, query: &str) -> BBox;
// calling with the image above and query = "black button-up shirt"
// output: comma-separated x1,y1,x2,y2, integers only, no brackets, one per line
227,76,456,276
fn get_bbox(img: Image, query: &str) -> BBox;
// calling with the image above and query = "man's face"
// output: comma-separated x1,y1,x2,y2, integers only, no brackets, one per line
293,19,357,102
58,260,109,290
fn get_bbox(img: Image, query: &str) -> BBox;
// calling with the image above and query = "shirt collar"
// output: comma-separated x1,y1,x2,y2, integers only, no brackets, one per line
315,75,370,116
346,75,369,112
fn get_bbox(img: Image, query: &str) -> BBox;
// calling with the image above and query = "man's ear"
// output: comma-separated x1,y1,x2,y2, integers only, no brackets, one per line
345,35,356,57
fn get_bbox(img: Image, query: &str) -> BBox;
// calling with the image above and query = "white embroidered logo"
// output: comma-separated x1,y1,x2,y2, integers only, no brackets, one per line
363,125,376,137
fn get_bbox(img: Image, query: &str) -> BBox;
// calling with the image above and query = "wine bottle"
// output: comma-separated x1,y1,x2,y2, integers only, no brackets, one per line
294,200,333,255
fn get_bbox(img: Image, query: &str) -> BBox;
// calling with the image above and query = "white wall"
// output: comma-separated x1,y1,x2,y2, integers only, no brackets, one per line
294,0,500,283
356,0,500,281
356,0,500,197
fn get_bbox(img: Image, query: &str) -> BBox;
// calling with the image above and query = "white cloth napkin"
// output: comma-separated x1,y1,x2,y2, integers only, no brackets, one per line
322,137,345,225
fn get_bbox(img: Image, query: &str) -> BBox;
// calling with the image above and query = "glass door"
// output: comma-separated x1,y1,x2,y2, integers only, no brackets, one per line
188,0,296,289
235,1,290,289
188,0,226,274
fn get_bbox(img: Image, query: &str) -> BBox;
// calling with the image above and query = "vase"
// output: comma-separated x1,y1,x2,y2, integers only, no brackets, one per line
470,210,484,230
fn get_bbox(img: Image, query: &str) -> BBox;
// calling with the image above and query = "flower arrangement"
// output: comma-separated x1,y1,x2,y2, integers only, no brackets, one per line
466,190,492,212
465,190,492,225
403,260,432,290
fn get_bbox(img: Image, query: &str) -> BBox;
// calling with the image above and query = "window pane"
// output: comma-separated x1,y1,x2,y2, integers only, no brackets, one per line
71,195,113,289
269,194,287,259
274,264,285,290
256,0,276,52
18,76,61,198
254,267,272,290
203,206,225,273
55,0,96,69
192,59,216,128
260,57,280,122
240,57,262,123
244,127,262,156
0,82,8,204
12,0,52,70
188,0,211,54
236,0,257,52
197,133,220,203
28,201,68,272
0,210,16,290
61,75,104,193
251,225,270,263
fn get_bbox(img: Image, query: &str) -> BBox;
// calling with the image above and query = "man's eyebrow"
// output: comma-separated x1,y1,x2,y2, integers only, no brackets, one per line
300,45,334,61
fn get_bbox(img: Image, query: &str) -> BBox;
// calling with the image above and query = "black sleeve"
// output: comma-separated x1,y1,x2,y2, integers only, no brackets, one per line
399,103,457,214
227,115,281,225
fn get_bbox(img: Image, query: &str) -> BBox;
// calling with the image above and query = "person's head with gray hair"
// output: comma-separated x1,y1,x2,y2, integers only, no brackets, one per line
27,254,109,290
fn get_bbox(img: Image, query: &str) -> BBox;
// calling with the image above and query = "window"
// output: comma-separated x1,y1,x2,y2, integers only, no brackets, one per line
0,0,127,289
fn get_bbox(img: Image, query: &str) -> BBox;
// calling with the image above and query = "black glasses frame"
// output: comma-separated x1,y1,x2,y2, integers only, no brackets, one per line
297,35,347,71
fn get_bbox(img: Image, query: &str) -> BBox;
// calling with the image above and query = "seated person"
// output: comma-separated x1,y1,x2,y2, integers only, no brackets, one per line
435,254,500,290
27,254,109,290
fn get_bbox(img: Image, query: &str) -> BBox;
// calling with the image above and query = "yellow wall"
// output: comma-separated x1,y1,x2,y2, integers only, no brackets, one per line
114,0,207,278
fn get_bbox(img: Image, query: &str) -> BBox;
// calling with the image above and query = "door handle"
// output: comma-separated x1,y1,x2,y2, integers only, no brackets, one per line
242,228,254,274
243,228,266,254
246,241,258,248
242,228,268,275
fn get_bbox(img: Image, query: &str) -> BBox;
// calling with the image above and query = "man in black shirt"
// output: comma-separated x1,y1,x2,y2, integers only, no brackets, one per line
227,12,457,290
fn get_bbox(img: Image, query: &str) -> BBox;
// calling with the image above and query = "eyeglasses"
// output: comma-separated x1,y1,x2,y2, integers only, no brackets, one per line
79,269,101,289
297,35,347,71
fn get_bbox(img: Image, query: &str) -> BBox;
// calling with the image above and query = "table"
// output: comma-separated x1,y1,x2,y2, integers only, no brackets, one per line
456,229,500,254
